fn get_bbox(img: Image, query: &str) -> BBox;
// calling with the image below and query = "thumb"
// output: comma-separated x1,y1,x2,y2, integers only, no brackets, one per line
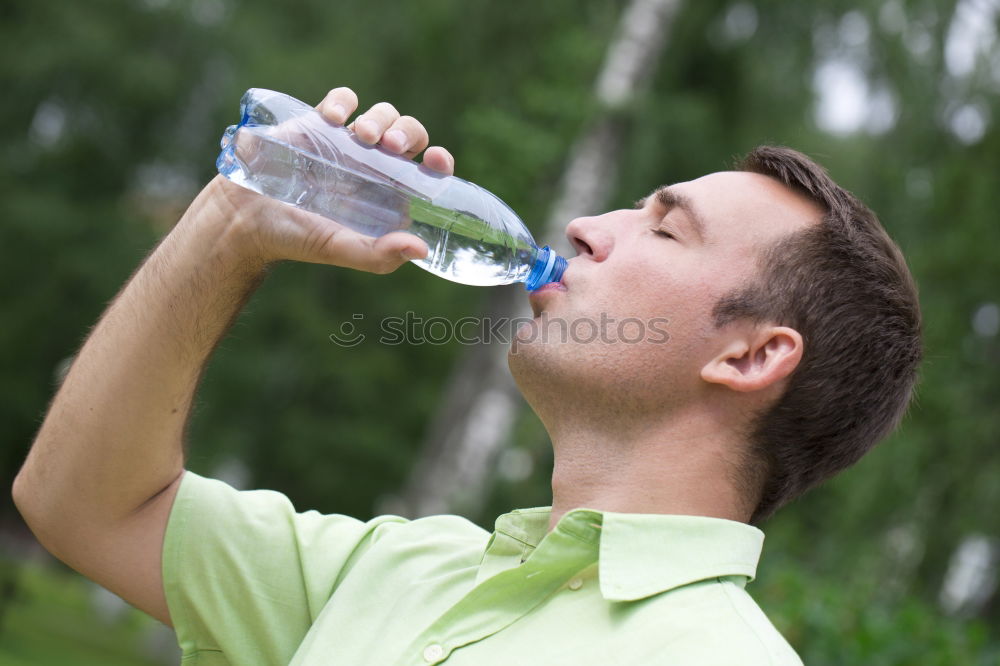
389,232,429,262
362,231,429,275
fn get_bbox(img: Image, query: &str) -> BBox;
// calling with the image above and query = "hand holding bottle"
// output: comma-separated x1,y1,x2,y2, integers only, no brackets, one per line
217,88,566,289
209,86,451,274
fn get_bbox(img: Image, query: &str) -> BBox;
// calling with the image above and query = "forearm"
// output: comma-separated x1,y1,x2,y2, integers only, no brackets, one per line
14,176,266,533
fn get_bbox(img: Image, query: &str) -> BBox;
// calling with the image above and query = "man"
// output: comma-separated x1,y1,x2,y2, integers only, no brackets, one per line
13,87,921,664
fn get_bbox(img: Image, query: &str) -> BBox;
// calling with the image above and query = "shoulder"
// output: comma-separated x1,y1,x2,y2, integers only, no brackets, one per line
632,577,802,666
710,577,802,666
169,471,490,560
359,512,492,569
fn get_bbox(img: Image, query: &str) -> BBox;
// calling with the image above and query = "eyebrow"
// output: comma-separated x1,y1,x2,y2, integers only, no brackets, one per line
635,186,708,243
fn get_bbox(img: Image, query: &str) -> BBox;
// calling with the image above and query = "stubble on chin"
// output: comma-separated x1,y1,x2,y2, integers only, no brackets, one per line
507,323,569,403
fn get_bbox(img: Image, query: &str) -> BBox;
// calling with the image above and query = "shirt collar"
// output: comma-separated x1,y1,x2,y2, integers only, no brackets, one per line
487,507,764,602
596,510,763,601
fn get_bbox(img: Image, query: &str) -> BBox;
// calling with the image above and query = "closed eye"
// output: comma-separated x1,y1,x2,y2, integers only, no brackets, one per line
652,229,675,240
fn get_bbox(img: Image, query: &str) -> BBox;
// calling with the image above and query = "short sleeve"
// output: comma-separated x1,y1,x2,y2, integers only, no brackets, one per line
162,470,407,665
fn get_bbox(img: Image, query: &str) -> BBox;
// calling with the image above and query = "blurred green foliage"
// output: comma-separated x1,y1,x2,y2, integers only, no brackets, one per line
2,0,998,662
0,557,170,665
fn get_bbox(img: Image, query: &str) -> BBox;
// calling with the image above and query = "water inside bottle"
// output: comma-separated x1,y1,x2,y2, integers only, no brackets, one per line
407,199,536,285
220,125,537,286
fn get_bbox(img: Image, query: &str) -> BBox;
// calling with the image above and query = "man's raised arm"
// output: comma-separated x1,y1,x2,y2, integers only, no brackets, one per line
12,87,451,626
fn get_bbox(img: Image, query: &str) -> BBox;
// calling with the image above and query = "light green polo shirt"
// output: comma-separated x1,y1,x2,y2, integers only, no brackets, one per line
163,471,802,665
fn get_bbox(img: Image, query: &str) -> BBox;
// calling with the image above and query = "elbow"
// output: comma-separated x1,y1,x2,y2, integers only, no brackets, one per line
12,465,59,548
12,471,44,551
11,469,31,521
12,468,42,535
12,467,71,563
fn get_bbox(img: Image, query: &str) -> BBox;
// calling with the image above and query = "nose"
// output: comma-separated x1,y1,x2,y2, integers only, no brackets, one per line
565,214,614,262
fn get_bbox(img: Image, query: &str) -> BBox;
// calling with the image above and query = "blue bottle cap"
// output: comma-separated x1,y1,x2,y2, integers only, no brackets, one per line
525,245,568,291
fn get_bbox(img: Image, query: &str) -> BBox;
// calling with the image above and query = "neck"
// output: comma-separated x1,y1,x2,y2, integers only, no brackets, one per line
542,406,752,531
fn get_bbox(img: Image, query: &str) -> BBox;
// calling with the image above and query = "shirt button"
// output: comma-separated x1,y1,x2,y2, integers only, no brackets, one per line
423,644,445,663
568,577,584,590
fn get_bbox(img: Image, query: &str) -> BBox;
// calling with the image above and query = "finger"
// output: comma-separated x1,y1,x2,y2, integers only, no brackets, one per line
380,115,430,158
422,146,455,176
324,228,429,275
316,87,359,125
350,102,400,145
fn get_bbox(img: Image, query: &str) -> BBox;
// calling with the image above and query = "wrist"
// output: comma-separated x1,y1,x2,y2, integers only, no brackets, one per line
178,175,274,274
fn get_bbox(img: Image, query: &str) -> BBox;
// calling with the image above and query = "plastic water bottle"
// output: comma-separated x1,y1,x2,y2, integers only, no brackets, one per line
216,88,567,290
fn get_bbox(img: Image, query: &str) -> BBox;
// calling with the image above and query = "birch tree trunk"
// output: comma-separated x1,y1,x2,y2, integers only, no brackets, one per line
391,0,683,519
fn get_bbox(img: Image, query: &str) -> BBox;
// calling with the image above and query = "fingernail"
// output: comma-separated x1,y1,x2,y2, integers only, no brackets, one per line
401,247,423,261
355,118,378,142
384,129,408,152
331,104,347,123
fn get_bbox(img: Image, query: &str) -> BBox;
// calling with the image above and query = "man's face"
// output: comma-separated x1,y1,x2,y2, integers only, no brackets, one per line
509,171,821,412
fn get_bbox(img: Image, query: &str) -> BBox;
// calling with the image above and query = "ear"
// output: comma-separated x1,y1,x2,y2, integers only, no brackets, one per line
700,325,804,393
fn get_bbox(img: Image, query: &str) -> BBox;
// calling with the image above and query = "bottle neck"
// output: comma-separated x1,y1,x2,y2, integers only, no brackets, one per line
524,245,568,291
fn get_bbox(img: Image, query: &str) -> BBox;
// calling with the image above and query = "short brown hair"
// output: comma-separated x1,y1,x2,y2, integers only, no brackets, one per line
714,146,922,524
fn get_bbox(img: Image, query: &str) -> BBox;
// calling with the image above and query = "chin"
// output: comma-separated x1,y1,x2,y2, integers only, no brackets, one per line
508,317,573,367
507,331,544,381
508,332,561,397
507,330,597,403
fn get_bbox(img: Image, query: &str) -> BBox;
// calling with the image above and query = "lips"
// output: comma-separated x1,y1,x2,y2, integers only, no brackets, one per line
533,280,566,294
547,270,569,290
527,276,567,317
